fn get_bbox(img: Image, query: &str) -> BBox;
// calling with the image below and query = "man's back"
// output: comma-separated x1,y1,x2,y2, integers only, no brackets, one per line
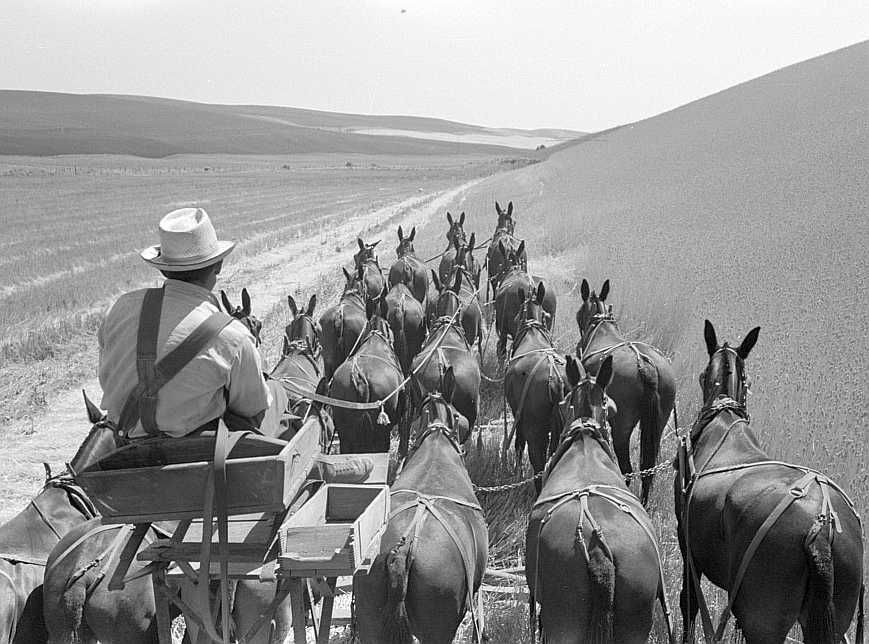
99,279,270,438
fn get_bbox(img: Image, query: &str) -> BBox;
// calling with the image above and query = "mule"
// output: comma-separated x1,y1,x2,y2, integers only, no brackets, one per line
354,238,387,305
486,201,526,296
410,281,481,449
271,294,333,447
319,268,368,379
437,211,468,284
673,321,864,644
504,283,567,491
526,355,673,644
385,282,426,376
455,232,482,290
494,242,556,360
431,267,482,351
388,226,429,304
354,378,488,644
0,397,106,644
220,288,262,346
576,279,675,505
329,297,407,453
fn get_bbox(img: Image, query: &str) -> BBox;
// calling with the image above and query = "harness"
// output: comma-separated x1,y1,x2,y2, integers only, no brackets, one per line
579,313,664,368
529,419,674,643
677,397,861,643
503,320,566,452
115,286,235,440
389,414,486,642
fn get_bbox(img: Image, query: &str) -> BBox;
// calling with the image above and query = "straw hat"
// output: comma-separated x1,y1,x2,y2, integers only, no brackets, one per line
140,208,235,271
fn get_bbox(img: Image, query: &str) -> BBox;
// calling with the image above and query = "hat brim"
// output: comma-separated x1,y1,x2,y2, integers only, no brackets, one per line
140,240,236,271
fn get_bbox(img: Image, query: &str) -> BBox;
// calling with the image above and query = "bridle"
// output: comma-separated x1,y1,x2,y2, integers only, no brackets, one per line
410,393,464,456
577,298,611,352
285,313,320,355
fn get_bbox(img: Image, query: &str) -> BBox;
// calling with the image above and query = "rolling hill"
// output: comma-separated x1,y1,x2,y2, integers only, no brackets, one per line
413,40,869,509
0,91,583,157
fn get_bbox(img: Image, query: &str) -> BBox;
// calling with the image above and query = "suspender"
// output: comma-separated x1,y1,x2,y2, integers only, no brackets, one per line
117,287,234,438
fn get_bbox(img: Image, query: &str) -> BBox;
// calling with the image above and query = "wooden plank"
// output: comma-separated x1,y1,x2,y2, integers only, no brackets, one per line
166,560,277,581
108,523,150,590
139,541,275,563
316,578,337,644
152,568,173,644
288,578,307,644
77,420,320,523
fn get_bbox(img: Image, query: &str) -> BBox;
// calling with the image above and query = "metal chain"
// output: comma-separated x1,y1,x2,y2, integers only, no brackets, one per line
473,470,544,493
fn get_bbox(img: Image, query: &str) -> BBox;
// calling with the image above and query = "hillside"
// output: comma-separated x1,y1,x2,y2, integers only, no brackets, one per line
0,91,582,157
415,41,869,502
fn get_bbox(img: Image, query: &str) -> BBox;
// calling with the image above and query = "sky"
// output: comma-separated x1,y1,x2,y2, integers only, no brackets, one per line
1,0,867,132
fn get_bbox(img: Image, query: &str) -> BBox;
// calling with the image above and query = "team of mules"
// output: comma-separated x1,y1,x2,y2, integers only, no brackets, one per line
1,201,863,643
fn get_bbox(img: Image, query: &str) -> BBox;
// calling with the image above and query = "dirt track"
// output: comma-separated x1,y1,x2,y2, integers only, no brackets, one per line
0,178,482,523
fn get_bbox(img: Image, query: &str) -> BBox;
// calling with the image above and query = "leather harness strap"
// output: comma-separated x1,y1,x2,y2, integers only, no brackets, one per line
680,405,861,643
117,287,234,438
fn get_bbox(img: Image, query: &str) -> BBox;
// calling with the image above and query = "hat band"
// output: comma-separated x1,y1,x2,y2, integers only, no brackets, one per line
157,244,223,265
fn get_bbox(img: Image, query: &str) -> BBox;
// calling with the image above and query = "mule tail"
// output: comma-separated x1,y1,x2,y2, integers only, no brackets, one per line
637,354,662,505
383,537,413,644
587,529,616,644
802,519,837,644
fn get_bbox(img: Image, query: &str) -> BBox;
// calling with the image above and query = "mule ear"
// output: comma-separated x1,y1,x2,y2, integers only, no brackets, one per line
495,200,502,215
704,320,718,357
357,238,365,251
431,270,441,292
83,390,102,424
737,327,761,360
306,294,317,316
371,239,381,248
342,266,352,282
397,225,404,241
566,355,582,387
287,295,298,317
241,288,252,315
536,281,546,304
282,334,290,356
596,355,614,391
442,366,456,402
409,227,416,241
507,201,513,216
220,290,233,313
459,211,465,225
452,269,462,293
517,240,525,258
447,211,453,225
580,279,589,301
599,279,610,302
468,232,475,251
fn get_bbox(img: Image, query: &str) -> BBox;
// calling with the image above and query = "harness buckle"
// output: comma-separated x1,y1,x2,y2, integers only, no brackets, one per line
790,486,806,498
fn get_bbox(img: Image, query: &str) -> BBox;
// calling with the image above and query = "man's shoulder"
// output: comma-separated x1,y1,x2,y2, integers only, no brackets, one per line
218,317,258,350
105,287,153,320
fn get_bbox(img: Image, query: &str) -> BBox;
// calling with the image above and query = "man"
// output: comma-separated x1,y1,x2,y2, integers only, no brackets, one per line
98,207,281,439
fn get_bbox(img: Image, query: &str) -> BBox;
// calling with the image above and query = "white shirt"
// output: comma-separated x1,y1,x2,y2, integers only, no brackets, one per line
98,279,271,438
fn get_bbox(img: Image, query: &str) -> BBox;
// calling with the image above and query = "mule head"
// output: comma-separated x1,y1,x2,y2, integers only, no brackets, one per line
575,278,610,337
69,392,117,475
563,354,615,435
364,293,393,341
395,225,416,257
285,294,320,351
445,211,467,247
221,288,262,346
410,373,470,450
495,200,515,234
353,238,380,268
699,320,760,408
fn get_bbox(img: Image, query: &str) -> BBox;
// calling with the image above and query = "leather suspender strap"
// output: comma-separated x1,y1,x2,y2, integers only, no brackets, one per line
117,288,235,437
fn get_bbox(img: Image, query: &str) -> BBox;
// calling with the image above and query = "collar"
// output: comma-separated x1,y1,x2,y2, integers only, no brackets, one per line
163,279,219,307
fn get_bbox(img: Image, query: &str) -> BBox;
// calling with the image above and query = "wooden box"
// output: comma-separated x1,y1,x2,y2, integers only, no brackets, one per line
74,422,320,524
278,484,389,577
